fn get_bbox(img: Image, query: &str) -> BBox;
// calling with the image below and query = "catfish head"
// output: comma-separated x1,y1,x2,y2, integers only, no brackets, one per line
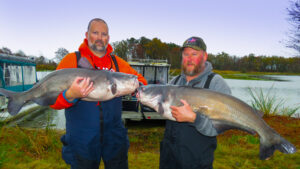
137,85,170,115
109,72,139,97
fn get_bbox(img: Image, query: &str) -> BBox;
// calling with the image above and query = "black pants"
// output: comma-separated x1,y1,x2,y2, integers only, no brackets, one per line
160,120,217,169
70,143,128,169
159,139,216,169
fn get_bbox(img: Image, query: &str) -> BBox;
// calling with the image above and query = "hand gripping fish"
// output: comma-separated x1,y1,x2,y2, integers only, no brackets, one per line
136,84,297,160
0,68,139,116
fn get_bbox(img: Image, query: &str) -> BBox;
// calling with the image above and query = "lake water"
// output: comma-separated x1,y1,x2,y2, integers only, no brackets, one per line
227,75,300,116
22,73,300,129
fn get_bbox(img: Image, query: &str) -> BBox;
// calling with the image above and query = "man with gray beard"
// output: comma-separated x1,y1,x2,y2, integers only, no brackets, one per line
159,37,231,169
50,18,147,169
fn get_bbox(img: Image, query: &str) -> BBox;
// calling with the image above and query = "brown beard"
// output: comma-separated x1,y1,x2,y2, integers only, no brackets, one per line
182,61,204,76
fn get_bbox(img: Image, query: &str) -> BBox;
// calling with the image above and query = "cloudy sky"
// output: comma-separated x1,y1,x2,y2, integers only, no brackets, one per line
0,0,295,59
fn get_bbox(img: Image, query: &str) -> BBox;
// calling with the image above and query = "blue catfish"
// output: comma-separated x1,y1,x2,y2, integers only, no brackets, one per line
136,84,297,160
0,68,139,116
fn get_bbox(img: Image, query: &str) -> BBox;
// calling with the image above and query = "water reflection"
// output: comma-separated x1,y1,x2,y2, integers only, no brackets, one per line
16,108,65,129
227,75,300,112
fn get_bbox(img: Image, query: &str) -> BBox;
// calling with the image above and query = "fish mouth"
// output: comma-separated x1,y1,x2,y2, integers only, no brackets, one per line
136,86,144,101
135,89,140,100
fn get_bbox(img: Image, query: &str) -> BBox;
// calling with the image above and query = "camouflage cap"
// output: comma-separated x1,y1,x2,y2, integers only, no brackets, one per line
181,36,206,52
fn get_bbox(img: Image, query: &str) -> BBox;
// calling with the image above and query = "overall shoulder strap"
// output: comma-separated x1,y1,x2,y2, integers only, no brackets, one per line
111,55,119,72
204,72,216,89
75,51,82,68
172,75,181,85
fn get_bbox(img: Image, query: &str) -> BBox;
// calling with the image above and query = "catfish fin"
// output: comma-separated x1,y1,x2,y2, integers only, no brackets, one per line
158,103,164,115
0,88,27,116
259,135,297,160
193,106,209,114
212,120,256,135
254,109,264,117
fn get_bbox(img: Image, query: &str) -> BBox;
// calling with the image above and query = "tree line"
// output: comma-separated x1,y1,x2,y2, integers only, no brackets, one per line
1,37,300,73
112,37,300,73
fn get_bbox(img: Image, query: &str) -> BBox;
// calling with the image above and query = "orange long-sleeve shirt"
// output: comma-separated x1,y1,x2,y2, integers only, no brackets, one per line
50,39,147,110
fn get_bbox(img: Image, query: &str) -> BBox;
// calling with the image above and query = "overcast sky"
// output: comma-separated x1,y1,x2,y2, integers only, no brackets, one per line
0,0,295,59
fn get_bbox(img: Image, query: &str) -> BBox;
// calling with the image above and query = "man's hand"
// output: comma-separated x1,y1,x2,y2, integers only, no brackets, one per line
65,77,94,101
170,99,196,122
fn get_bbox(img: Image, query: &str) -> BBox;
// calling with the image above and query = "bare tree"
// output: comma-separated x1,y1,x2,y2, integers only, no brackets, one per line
14,50,26,57
54,48,69,63
0,47,12,55
35,55,46,64
287,0,300,56
112,40,129,60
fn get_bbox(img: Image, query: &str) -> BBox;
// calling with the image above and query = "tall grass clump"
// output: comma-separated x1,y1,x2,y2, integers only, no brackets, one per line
248,86,299,117
280,105,300,117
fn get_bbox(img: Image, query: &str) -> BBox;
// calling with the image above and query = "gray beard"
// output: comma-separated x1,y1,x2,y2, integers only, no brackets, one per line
88,38,108,54
89,44,107,53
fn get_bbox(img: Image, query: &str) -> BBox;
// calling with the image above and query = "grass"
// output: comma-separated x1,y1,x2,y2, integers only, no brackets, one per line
0,116,299,169
0,126,67,169
214,116,300,169
248,86,300,117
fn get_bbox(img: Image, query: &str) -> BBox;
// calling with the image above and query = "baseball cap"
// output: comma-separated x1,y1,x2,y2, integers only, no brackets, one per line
181,36,206,52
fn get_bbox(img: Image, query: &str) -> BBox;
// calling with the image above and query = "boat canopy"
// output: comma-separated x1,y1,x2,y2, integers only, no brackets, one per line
0,54,37,92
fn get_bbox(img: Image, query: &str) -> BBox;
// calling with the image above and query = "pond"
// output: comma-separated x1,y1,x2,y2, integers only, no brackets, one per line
227,75,300,116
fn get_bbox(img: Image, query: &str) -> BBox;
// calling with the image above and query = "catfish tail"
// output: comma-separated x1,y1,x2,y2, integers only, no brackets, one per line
0,88,28,116
259,131,297,160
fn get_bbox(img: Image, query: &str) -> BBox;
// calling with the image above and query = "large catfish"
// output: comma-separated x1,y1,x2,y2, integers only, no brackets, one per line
136,84,297,160
0,68,139,116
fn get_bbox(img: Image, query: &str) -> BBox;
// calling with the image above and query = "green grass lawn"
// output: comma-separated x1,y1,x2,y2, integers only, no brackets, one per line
0,116,299,169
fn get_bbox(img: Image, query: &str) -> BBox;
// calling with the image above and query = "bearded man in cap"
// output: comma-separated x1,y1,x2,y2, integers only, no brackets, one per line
159,37,231,169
